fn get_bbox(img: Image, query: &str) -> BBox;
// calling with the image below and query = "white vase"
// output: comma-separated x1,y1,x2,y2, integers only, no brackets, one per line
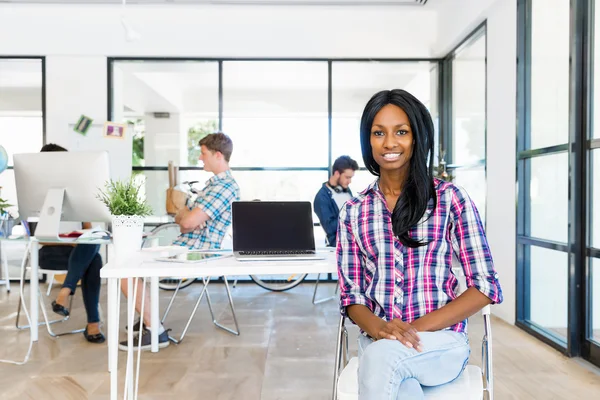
111,215,144,264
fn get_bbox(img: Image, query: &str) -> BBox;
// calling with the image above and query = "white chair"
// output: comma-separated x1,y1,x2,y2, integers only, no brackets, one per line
142,224,240,344
333,305,493,400
15,246,86,337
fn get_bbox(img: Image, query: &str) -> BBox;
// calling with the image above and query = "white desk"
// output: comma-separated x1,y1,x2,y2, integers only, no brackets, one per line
100,249,337,400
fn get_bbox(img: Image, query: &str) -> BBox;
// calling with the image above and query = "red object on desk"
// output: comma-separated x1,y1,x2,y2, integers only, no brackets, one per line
58,231,83,238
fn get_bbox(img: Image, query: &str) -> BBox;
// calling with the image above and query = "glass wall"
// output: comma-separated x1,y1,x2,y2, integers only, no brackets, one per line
517,0,599,365
445,24,487,223
110,59,440,221
0,57,45,216
588,0,600,363
517,0,571,348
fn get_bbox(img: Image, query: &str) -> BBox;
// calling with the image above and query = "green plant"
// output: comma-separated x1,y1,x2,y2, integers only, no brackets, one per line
97,179,152,217
0,197,12,215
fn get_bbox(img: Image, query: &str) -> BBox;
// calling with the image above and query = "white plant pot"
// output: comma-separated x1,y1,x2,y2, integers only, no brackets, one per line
112,215,144,264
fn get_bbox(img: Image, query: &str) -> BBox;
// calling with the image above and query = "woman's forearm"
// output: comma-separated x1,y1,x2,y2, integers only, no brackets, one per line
411,287,492,332
347,304,387,339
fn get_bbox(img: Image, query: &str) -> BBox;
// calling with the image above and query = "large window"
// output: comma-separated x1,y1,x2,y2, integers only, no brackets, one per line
588,0,600,364
517,0,571,349
222,61,328,203
517,0,599,366
110,58,440,219
443,24,487,223
0,57,45,215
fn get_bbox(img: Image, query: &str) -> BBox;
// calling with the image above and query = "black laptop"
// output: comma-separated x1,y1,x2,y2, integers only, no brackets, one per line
232,201,326,261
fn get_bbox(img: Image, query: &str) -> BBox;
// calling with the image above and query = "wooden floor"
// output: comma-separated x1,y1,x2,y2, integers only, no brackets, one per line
0,281,599,399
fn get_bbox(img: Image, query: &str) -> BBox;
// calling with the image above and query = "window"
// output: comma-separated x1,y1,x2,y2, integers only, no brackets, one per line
516,0,599,359
223,61,328,169
588,0,600,358
111,60,219,168
447,24,487,223
112,58,441,216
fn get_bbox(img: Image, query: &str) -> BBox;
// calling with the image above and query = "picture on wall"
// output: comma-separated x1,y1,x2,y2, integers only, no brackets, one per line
74,115,93,136
103,122,126,139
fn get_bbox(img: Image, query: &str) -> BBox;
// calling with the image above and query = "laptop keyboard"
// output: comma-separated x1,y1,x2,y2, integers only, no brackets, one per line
239,250,316,256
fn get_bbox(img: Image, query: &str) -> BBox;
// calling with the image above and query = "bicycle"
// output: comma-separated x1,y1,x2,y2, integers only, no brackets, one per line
143,181,309,292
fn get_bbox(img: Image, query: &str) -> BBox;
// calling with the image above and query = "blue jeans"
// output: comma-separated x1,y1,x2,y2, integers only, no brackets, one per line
357,330,470,400
39,244,102,323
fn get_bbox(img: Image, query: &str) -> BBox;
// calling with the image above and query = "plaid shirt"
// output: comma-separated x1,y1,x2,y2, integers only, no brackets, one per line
173,170,240,250
336,178,502,334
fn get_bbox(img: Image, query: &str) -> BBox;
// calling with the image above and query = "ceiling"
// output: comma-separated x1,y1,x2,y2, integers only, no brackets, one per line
0,0,429,5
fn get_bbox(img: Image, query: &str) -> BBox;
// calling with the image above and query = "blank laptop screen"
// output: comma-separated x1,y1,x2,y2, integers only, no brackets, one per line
232,201,315,252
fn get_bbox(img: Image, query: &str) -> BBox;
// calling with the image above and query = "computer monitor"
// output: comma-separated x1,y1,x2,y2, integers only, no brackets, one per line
13,150,112,240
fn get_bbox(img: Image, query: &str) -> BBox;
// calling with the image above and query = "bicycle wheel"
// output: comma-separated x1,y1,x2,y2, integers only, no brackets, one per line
249,273,308,292
142,223,196,291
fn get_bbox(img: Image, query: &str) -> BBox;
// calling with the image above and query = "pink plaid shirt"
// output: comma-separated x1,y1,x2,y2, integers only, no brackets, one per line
336,178,502,334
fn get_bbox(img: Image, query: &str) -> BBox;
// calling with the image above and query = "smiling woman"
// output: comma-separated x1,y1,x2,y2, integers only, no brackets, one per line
337,88,502,399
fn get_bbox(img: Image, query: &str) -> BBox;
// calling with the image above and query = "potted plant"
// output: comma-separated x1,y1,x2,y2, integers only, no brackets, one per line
97,178,152,261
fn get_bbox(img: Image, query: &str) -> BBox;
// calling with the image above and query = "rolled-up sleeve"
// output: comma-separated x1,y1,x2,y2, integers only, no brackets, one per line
450,186,503,304
336,204,372,316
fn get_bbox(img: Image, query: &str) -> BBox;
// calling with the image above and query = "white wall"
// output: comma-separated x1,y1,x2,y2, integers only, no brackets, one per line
434,0,518,325
432,0,498,57
484,0,517,325
45,56,108,148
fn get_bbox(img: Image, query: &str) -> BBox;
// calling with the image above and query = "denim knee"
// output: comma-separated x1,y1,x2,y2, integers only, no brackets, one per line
359,339,409,379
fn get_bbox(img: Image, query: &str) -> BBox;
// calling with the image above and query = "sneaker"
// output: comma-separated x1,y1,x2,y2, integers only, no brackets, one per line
118,329,171,352
125,319,146,333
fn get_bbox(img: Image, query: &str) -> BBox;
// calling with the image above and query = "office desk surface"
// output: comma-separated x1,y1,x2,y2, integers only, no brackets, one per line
100,248,337,278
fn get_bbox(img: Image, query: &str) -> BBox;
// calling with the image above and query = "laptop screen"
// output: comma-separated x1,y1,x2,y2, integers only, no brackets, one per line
232,201,316,252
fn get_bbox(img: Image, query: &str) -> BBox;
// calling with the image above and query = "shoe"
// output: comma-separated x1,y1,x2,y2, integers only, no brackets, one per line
118,328,171,352
51,300,69,317
125,319,146,332
83,327,106,344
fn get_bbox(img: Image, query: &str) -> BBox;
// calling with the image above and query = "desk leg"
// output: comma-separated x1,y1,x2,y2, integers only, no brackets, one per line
126,278,135,400
107,277,116,373
29,241,39,342
151,277,159,353
108,278,119,400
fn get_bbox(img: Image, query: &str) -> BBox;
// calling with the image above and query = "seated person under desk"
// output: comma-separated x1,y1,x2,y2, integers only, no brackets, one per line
337,89,503,399
38,143,105,344
119,132,240,351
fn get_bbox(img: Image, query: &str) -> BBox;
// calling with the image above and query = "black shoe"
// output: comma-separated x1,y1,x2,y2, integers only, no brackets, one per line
51,301,69,317
118,329,171,352
83,327,106,344
125,319,146,333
